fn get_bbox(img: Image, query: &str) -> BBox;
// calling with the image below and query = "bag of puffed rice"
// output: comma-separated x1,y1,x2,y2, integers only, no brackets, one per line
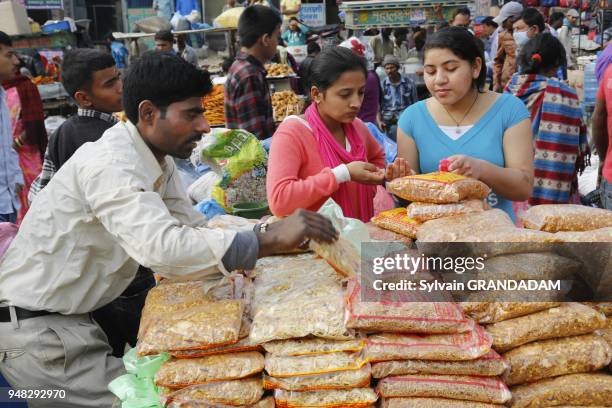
387,172,490,204
262,338,365,357
522,204,612,232
503,334,611,386
264,351,367,378
510,373,612,408
376,374,511,404
554,227,612,241
155,352,264,388
371,208,420,239
461,302,562,324
274,388,378,408
371,350,508,378
166,396,275,408
309,236,360,277
486,302,607,352
263,365,371,391
162,377,264,407
407,199,487,222
380,398,505,408
365,324,492,362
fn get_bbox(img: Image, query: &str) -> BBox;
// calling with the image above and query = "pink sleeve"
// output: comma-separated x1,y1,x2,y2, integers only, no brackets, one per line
266,119,339,216
356,119,386,169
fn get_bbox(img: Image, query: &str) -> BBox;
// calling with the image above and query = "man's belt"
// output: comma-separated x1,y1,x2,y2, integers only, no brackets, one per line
0,306,53,322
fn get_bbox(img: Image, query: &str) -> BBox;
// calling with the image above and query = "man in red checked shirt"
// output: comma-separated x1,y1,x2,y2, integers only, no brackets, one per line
224,5,279,140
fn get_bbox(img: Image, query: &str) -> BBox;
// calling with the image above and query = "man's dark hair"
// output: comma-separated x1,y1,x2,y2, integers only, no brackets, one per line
0,31,12,47
310,46,367,92
289,16,299,23
238,5,282,48
393,27,408,38
521,8,545,33
454,7,471,19
425,27,487,92
61,49,116,98
123,51,212,124
154,30,174,43
482,16,498,28
518,33,566,75
307,42,321,55
549,12,565,24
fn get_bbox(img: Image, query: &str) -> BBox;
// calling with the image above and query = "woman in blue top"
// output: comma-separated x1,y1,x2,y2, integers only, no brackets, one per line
397,27,534,220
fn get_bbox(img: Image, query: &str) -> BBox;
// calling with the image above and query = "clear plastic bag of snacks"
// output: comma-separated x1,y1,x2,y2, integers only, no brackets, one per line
461,302,562,324
155,352,264,388
137,299,243,356
407,199,487,222
380,398,506,408
376,374,511,404
162,377,264,407
502,334,611,386
263,365,371,391
345,279,472,334
584,302,612,316
522,204,612,232
274,388,378,408
263,338,365,357
387,172,491,204
265,351,367,378
477,252,581,282
510,373,612,408
170,336,261,359
365,324,491,362
366,222,413,243
554,227,612,241
371,350,507,378
309,237,360,277
249,257,351,344
167,396,275,408
486,302,607,353
371,208,420,239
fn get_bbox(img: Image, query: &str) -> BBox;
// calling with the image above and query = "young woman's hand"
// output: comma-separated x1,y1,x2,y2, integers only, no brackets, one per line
447,155,484,179
385,157,414,181
346,161,385,185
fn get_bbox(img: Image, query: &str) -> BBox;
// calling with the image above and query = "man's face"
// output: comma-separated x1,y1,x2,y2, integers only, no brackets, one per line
263,26,281,61
155,39,174,52
452,13,470,28
83,66,123,113
567,15,577,26
484,24,496,36
289,20,299,31
384,63,399,77
147,97,210,159
0,44,19,81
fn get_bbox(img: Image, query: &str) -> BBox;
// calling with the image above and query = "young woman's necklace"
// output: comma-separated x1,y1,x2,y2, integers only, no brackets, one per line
440,92,479,135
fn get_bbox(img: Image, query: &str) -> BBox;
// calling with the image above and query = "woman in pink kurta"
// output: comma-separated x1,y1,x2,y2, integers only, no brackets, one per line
267,46,409,222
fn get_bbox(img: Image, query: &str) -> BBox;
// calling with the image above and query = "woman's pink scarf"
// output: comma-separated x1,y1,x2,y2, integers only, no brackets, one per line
305,103,376,222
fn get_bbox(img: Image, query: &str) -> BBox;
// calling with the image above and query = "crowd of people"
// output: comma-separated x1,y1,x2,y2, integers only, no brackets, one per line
0,1,611,406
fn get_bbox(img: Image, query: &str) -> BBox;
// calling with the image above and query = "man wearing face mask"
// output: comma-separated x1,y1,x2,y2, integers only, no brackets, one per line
512,8,546,64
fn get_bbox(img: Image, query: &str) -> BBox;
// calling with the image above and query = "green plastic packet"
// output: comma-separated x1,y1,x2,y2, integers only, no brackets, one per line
108,348,170,408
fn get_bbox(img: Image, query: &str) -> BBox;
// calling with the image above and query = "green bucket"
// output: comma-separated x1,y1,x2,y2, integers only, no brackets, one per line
232,201,270,219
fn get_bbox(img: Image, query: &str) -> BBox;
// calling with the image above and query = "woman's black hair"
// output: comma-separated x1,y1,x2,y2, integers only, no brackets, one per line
518,33,566,75
310,46,367,92
424,26,487,92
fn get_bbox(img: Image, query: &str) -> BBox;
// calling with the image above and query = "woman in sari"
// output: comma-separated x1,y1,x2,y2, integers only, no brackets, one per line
505,33,589,206
2,73,47,224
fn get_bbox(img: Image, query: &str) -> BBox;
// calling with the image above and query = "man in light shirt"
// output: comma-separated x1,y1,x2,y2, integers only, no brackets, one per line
0,51,337,407
558,8,579,69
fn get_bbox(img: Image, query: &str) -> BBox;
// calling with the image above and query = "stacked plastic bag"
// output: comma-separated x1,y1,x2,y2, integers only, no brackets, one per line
250,254,378,407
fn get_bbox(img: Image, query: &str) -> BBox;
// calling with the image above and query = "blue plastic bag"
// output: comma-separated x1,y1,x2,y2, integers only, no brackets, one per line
261,137,273,153
194,199,226,219
366,122,397,165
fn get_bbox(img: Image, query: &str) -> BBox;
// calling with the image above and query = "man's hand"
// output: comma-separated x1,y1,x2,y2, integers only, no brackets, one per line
257,209,338,258
385,157,414,181
447,155,483,179
346,161,385,185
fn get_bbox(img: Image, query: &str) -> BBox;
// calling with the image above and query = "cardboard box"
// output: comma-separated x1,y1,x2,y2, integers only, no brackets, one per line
0,1,32,36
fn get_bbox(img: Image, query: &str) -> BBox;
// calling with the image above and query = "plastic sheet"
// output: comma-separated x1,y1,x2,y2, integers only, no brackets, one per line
371,208,420,239
503,334,611,386
264,351,367,378
263,365,371,391
521,204,612,232
380,398,505,408
407,200,487,222
163,377,264,407
155,352,265,388
461,302,562,324
365,324,492,362
263,338,365,357
510,373,612,408
376,374,511,404
386,172,490,204
274,388,378,408
345,279,472,334
486,303,607,353
371,350,508,378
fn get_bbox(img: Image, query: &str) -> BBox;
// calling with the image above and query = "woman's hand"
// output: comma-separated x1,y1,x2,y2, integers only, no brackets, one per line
385,157,414,181
346,161,385,185
447,155,484,179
